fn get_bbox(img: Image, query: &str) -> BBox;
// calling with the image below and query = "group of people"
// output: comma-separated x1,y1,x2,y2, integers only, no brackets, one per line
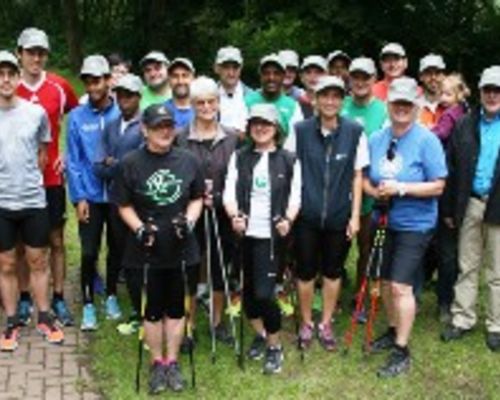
0,26,499,394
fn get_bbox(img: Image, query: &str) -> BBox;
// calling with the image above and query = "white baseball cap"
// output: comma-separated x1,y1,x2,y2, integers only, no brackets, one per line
380,43,406,58
301,55,328,72
387,77,418,104
113,73,143,94
168,57,195,74
479,66,500,89
215,46,243,65
140,51,169,68
0,51,20,70
248,104,280,125
259,53,286,72
314,75,345,94
279,50,300,69
17,28,50,51
80,55,110,77
419,54,446,73
349,57,376,76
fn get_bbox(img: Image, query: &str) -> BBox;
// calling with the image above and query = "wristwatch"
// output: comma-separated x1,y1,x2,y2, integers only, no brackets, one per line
396,182,407,197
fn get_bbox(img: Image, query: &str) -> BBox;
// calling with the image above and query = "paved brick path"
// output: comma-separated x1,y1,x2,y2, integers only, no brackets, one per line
0,274,101,400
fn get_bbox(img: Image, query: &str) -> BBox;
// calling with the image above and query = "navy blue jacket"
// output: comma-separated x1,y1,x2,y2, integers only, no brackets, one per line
295,116,362,230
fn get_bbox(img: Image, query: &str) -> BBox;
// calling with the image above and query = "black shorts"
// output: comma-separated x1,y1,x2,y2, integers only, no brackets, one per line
126,267,185,321
0,208,50,251
294,220,350,281
380,230,434,286
45,186,66,229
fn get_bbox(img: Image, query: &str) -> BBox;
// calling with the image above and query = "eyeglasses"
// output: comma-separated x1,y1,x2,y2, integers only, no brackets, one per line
386,138,398,161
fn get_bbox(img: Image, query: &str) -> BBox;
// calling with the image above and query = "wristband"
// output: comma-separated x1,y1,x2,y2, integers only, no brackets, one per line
396,182,407,197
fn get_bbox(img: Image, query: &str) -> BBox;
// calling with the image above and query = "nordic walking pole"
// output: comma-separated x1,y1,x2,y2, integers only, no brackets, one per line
204,209,217,364
364,209,388,355
180,234,196,388
210,207,239,359
284,266,304,362
135,217,154,393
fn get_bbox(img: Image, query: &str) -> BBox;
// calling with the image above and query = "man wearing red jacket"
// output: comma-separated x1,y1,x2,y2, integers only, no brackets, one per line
16,27,79,326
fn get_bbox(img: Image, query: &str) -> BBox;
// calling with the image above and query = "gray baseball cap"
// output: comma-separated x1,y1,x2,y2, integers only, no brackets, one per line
301,55,328,72
387,77,418,104
380,42,406,58
0,51,20,70
216,46,243,65
314,75,345,94
479,66,500,89
80,55,110,78
327,50,351,64
248,104,280,125
278,50,300,69
259,53,286,72
349,57,376,76
140,51,169,68
419,54,446,73
113,73,143,94
17,27,50,51
168,57,195,74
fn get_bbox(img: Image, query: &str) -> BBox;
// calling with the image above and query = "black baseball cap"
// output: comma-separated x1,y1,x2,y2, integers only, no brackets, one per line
142,104,174,127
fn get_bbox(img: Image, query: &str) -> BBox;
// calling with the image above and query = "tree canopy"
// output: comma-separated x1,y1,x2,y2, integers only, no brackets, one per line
1,0,499,86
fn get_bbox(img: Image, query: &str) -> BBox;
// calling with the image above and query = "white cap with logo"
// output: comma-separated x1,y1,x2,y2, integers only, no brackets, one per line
301,55,328,72
216,46,243,65
17,27,50,51
419,54,446,73
80,55,110,77
387,77,418,104
478,66,500,89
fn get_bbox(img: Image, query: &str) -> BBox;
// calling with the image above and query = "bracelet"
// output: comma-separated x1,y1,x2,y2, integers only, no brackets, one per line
396,182,407,197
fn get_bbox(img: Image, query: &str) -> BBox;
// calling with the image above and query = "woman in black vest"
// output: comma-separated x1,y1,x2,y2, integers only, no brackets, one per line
177,76,239,346
284,75,367,352
224,104,301,374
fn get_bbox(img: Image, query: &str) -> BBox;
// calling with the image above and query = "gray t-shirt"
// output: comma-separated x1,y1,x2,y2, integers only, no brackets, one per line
0,98,51,210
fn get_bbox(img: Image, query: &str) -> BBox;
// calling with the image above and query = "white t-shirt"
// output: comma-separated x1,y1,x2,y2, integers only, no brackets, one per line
218,82,248,132
223,150,302,238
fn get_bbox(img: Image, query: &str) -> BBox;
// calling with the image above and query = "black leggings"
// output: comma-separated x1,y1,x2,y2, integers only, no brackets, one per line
78,202,119,303
242,237,281,335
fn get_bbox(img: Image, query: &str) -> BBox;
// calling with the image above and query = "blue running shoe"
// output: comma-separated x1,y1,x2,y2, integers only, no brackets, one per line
105,295,122,320
17,299,33,326
81,304,98,331
52,298,74,327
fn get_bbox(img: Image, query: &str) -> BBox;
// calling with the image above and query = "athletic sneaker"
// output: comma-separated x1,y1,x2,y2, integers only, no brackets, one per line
263,346,284,374
298,323,314,349
36,319,64,344
149,361,167,395
52,298,74,326
0,325,20,352
165,362,185,392
81,304,98,331
214,323,234,345
370,329,396,353
377,346,411,378
17,298,33,326
105,295,122,320
317,323,337,351
247,334,266,360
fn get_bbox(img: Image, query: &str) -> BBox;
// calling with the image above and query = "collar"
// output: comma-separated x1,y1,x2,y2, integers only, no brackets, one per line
19,71,47,92
87,96,115,114
480,108,500,124
219,81,243,98
187,122,227,144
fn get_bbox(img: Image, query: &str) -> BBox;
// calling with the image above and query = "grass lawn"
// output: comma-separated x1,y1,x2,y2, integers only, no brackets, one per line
59,72,499,399
63,217,500,399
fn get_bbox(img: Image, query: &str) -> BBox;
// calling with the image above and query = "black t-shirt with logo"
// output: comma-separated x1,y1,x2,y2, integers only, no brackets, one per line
114,146,204,269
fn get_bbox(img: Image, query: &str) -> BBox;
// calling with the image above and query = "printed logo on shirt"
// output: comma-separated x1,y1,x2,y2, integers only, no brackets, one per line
254,175,268,189
81,123,100,132
379,153,403,179
144,169,182,206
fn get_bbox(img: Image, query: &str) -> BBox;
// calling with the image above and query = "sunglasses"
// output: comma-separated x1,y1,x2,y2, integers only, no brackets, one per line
386,138,398,161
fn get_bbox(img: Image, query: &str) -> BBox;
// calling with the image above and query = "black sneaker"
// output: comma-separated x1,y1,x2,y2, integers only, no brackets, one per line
214,323,234,345
370,329,395,353
377,347,411,378
438,305,452,324
486,332,500,352
148,362,167,395
263,346,284,374
441,324,471,342
165,362,185,392
247,334,266,360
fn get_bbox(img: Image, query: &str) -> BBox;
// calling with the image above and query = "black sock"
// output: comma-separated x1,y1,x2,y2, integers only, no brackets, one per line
53,292,64,302
394,343,409,356
387,326,397,337
6,315,19,327
20,291,32,302
38,311,51,324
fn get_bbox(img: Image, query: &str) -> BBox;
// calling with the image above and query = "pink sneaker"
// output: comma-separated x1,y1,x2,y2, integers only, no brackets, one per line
318,323,337,352
298,323,314,349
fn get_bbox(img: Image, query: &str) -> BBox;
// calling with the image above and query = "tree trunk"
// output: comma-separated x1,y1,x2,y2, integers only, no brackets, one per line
61,0,83,73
